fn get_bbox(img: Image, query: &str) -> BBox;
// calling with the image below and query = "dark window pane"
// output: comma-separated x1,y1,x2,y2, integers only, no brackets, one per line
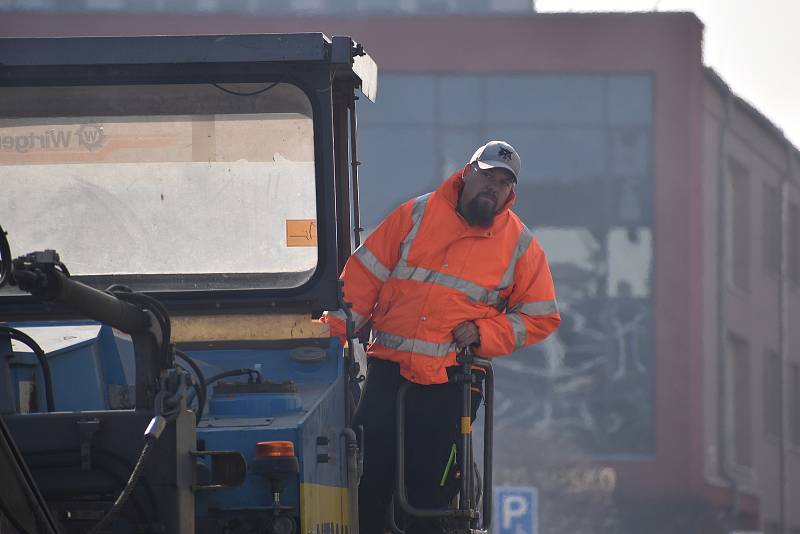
610,127,650,177
607,75,653,125
438,76,484,126
486,75,605,125
287,0,329,13
763,182,781,275
764,349,781,437
729,158,750,291
790,203,800,285
357,124,436,229
616,178,647,224
8,0,57,9
453,0,488,12
485,126,606,183
358,75,435,125
488,0,534,12
414,0,450,12
792,364,800,446
86,0,125,10
357,0,399,12
730,334,751,467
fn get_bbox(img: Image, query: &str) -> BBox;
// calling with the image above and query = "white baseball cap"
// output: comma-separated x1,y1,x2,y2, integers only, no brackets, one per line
469,140,521,182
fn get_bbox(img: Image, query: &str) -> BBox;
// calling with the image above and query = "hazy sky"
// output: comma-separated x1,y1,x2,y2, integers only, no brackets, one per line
537,0,800,147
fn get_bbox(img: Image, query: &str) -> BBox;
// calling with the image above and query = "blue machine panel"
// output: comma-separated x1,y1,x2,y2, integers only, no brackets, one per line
7,322,135,412
5,321,351,524
190,338,349,515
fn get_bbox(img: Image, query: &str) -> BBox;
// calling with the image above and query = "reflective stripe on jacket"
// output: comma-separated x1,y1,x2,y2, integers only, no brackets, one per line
322,168,561,384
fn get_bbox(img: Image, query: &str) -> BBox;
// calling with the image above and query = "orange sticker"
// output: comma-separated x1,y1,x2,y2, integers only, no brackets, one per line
286,219,318,247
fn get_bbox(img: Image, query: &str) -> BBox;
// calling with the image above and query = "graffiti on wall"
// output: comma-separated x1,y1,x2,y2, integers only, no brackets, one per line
493,226,654,455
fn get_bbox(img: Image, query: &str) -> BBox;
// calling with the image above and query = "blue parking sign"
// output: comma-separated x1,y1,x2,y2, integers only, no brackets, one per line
494,486,537,534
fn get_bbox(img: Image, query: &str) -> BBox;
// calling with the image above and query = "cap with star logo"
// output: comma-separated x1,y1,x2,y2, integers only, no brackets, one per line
469,140,521,183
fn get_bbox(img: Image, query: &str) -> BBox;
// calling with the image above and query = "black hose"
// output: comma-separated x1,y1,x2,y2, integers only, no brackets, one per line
0,224,11,289
106,285,172,367
0,326,55,412
87,435,156,534
206,368,262,386
23,448,159,522
94,450,160,522
174,349,207,423
26,459,149,521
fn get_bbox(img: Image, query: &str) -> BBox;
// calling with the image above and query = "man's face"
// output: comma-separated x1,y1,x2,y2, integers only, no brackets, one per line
458,164,515,228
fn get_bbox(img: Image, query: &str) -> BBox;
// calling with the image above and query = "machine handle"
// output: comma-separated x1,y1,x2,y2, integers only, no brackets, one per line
393,348,494,529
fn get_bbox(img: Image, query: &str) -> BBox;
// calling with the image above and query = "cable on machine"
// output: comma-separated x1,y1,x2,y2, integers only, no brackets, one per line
87,415,168,534
0,326,56,412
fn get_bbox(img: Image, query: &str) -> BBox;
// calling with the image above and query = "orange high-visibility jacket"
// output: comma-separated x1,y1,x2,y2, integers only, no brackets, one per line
323,169,561,384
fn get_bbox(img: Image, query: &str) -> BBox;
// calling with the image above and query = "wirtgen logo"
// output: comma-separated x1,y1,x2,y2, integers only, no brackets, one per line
0,124,105,153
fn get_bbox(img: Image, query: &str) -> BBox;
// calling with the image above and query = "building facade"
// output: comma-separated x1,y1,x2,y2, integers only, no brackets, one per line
703,70,800,534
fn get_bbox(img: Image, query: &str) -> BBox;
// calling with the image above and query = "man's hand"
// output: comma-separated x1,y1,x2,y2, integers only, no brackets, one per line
453,321,480,348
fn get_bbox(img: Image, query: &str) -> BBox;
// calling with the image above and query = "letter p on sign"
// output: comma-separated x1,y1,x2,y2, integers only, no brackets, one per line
494,486,537,534
502,496,527,529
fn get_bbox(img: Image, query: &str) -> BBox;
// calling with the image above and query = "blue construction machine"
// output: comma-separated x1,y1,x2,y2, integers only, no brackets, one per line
0,32,377,534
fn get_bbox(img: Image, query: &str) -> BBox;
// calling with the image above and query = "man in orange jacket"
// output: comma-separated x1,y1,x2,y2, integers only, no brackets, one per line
322,140,560,534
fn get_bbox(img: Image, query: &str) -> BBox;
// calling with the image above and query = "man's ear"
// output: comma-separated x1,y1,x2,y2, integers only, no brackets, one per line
462,163,474,179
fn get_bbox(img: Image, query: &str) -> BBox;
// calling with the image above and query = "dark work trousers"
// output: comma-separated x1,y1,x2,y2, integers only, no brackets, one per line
353,358,482,534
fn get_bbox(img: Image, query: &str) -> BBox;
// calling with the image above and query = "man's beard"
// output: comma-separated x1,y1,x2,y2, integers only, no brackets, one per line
462,194,497,228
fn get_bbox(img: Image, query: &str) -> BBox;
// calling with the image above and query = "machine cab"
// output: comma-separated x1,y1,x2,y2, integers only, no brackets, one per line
0,33,376,534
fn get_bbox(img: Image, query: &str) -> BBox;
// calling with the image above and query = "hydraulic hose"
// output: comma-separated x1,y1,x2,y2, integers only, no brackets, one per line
25,457,150,520
0,326,55,412
185,367,261,423
206,368,262,386
23,450,161,521
87,415,167,534
87,436,157,534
